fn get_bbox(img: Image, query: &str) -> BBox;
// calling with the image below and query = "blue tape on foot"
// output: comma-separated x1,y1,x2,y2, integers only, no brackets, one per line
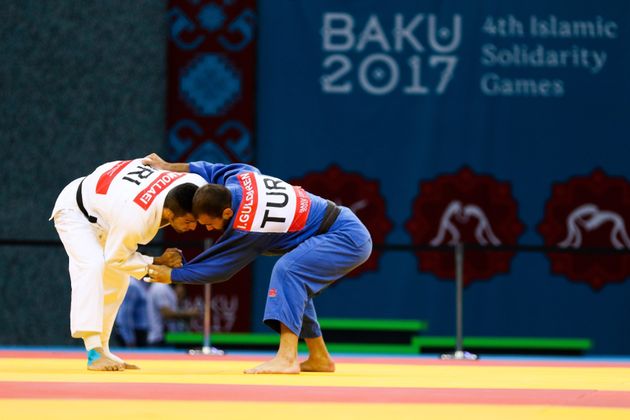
87,349,101,366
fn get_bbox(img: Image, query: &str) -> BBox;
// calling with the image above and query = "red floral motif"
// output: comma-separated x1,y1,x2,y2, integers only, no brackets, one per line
290,165,392,277
538,169,630,290
406,167,524,286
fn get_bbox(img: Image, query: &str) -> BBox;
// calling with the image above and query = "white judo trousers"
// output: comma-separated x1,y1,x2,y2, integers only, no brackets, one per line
52,178,130,350
51,159,206,351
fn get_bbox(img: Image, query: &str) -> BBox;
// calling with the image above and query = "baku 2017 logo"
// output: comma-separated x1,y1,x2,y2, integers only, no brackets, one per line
290,165,393,277
538,169,630,290
406,167,524,286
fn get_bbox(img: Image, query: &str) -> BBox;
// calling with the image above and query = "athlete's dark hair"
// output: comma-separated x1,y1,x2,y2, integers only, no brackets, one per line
164,183,199,217
192,184,232,218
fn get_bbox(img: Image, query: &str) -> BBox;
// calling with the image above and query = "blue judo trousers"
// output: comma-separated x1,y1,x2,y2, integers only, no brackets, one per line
169,161,372,338
264,206,371,337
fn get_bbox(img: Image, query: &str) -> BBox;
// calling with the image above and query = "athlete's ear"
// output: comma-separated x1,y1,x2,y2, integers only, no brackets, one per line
162,208,174,220
223,208,233,220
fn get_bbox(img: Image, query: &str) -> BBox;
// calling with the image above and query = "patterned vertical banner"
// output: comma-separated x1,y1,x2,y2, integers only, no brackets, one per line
167,0,256,163
166,0,256,332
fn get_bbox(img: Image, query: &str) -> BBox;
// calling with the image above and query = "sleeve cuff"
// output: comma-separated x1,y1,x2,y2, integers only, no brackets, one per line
188,161,204,176
170,269,181,283
142,255,154,277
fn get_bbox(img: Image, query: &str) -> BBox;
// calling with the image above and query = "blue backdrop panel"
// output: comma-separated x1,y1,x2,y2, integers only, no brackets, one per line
254,0,630,353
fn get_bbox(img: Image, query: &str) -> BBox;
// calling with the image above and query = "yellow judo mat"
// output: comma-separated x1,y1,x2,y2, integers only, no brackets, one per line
1,350,630,419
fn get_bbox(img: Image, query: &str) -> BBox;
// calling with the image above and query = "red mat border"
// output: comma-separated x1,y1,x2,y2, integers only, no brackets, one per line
1,381,630,408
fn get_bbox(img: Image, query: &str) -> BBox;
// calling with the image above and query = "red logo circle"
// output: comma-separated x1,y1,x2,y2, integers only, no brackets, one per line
406,167,524,285
538,169,630,290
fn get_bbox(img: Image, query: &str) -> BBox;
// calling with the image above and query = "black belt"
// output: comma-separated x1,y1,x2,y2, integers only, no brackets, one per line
316,200,341,235
76,179,97,223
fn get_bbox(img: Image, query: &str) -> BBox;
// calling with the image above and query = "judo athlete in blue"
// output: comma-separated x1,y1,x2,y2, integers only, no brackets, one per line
143,154,372,374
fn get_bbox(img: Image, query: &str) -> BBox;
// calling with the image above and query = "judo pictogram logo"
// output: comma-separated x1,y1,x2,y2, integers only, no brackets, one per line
290,165,393,277
406,167,524,285
538,169,630,290
430,201,502,247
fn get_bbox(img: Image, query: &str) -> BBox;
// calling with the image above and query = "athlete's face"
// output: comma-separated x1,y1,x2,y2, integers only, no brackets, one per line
170,213,198,233
197,213,227,231
197,208,234,232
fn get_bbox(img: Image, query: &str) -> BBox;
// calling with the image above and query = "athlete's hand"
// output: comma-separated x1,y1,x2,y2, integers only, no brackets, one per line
142,153,171,170
154,248,183,268
142,153,190,173
147,264,172,284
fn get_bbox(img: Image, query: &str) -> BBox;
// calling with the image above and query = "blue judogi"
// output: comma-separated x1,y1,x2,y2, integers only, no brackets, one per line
170,162,372,338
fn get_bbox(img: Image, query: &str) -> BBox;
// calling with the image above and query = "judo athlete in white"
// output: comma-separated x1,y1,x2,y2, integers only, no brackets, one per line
51,158,206,371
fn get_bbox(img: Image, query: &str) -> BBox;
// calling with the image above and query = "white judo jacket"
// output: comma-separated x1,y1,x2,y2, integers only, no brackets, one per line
51,159,206,279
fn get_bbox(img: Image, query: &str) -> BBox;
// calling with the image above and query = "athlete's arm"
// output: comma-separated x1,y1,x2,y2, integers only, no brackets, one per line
188,161,260,185
169,232,261,284
104,224,154,279
104,214,182,278
142,153,258,185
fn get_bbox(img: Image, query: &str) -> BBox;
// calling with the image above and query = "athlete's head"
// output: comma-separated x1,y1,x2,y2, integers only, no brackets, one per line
192,184,233,231
162,183,199,233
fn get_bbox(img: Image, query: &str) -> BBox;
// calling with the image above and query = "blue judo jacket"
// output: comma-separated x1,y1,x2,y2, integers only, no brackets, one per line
170,162,330,284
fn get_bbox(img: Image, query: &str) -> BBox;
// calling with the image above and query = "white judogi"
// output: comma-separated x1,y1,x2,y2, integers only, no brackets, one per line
50,159,205,350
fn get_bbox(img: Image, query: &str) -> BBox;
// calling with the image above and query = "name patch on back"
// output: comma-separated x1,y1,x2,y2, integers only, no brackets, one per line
234,172,311,233
133,172,186,210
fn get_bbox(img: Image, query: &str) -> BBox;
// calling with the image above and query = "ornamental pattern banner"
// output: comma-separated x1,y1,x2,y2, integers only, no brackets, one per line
166,0,256,332
167,0,256,164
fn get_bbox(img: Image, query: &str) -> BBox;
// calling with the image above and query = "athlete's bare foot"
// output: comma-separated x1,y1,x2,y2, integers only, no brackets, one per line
301,335,335,372
103,349,140,370
123,362,140,370
87,348,125,371
244,322,300,374
300,356,335,372
244,356,300,374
